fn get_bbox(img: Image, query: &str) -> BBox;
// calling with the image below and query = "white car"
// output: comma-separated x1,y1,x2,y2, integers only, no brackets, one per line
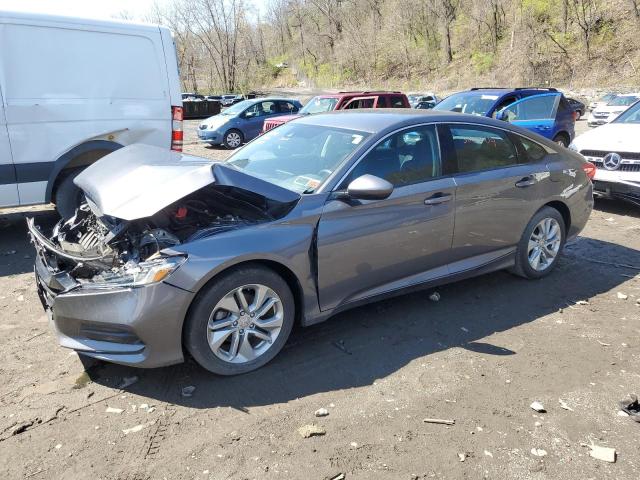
571,100,640,206
587,93,640,127
0,10,182,218
588,92,618,111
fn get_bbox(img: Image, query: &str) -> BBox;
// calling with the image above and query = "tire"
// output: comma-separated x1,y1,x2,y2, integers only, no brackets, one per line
553,133,569,148
511,206,566,279
184,265,295,375
54,170,85,219
223,129,244,149
575,110,581,121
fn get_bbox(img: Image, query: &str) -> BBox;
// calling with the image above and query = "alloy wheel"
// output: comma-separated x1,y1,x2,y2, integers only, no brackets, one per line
527,218,561,271
226,132,242,148
207,284,283,364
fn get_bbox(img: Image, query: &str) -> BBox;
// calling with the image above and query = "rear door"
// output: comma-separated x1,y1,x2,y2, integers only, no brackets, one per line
497,93,561,140
243,100,279,140
440,123,550,264
0,83,19,207
316,124,456,310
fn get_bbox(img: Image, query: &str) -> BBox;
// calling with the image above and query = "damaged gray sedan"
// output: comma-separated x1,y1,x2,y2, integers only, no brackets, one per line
29,111,594,375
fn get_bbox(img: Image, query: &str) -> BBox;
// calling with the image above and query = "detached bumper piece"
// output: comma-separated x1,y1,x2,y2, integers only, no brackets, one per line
593,180,640,207
28,219,193,368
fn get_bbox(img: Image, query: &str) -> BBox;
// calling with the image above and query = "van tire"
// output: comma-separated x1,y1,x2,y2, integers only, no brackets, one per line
54,170,84,219
553,133,569,148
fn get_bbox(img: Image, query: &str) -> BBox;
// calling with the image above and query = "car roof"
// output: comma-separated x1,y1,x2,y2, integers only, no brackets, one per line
316,91,404,99
292,109,519,133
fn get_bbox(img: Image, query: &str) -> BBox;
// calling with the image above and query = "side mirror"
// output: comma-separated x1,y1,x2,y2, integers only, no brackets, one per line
243,111,257,119
346,174,394,200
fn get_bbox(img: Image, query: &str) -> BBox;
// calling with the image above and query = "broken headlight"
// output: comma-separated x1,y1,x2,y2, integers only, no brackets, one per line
88,255,187,288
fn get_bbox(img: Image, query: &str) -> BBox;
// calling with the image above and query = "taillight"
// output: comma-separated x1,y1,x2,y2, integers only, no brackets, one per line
582,162,596,180
171,106,183,152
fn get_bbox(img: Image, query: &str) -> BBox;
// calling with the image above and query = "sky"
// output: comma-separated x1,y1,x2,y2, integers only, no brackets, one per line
0,0,268,22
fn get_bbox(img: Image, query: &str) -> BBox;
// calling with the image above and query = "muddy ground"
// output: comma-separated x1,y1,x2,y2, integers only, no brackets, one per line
1,119,639,479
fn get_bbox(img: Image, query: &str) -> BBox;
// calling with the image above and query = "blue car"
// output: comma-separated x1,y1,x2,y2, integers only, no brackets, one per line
198,98,302,148
433,88,575,146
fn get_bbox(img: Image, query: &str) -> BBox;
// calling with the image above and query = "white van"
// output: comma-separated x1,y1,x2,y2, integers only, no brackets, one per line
0,11,183,217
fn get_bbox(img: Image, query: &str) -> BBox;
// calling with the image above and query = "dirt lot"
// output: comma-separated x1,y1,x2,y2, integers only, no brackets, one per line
1,119,639,479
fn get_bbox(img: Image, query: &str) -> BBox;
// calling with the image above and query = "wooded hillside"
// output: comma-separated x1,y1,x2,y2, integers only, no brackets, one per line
151,0,640,93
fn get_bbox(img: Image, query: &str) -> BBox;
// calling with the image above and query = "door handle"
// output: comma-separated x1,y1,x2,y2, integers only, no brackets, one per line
424,193,452,205
537,125,551,131
515,176,536,188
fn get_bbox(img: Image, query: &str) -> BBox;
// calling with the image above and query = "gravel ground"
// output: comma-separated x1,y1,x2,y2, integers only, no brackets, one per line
1,118,639,480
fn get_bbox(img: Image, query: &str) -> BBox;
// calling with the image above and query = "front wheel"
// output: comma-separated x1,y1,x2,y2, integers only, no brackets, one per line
54,170,85,219
184,265,295,375
223,129,244,149
511,207,566,279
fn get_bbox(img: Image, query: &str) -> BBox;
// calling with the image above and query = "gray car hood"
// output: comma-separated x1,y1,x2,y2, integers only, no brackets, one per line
74,144,300,221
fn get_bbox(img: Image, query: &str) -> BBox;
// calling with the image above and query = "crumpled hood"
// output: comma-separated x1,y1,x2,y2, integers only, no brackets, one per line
572,123,640,152
74,144,300,221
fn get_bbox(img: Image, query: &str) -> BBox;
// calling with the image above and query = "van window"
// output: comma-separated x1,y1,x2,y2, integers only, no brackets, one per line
2,24,165,100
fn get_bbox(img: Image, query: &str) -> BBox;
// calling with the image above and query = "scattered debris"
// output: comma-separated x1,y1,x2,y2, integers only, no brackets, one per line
122,421,154,435
534,421,542,427
484,450,493,458
17,295,24,302
328,474,345,480
315,408,329,417
559,399,574,411
530,401,546,413
332,340,352,355
105,407,124,414
588,444,616,463
298,425,326,438
54,443,62,449
428,292,441,302
458,453,466,462
597,340,611,347
617,292,628,300
531,448,547,457
182,386,196,397
618,410,630,417
575,300,589,305
423,418,455,425
12,419,36,435
350,442,359,449
119,376,139,389
618,394,640,422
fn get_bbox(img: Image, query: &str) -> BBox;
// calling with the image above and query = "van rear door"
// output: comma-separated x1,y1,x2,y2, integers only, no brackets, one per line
0,83,19,207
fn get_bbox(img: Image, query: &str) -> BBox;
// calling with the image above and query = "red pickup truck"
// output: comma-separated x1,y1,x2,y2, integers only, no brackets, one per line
262,91,410,133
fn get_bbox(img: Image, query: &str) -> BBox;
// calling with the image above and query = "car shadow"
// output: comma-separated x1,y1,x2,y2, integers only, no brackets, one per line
593,197,640,217
0,209,58,277
81,235,640,410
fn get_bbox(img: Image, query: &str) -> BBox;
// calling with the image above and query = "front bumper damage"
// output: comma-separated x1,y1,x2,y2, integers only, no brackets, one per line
593,170,640,207
28,218,194,368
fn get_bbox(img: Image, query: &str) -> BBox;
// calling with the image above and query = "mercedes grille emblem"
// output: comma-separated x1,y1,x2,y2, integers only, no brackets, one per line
603,152,622,171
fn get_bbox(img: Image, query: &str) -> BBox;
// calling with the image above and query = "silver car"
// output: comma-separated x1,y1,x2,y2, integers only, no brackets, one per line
29,111,594,375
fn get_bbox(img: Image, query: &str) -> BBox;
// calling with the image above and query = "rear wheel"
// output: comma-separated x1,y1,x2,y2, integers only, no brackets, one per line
54,170,85,219
184,265,295,375
511,207,566,279
553,133,570,148
223,129,243,149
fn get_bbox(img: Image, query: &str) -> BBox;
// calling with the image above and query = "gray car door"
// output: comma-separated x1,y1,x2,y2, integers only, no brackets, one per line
440,123,551,264
316,124,456,311
0,83,19,207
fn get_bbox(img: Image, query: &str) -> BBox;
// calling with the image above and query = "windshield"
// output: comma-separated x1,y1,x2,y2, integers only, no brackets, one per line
221,100,252,115
433,92,497,115
608,96,639,107
599,93,617,102
225,123,369,193
614,101,640,123
300,97,339,114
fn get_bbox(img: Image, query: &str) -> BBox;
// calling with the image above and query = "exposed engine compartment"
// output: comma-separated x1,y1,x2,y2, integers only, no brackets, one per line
35,183,290,282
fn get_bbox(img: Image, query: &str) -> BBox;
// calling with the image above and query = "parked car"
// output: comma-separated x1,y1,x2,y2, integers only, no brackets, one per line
589,92,618,111
262,91,410,133
221,94,237,106
567,97,586,120
182,93,204,101
198,98,302,148
571,100,640,206
415,100,437,110
408,92,439,108
29,110,594,375
434,88,575,146
0,10,182,218
587,93,640,127
204,95,222,102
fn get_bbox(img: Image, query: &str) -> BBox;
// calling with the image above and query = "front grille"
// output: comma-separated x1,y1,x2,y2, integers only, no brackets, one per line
591,160,640,172
580,150,640,160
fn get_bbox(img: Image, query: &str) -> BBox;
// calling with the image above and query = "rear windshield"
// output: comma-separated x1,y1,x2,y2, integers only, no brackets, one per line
608,96,639,106
433,92,497,116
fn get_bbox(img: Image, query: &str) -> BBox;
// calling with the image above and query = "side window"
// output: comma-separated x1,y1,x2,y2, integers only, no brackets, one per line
491,96,517,118
389,96,406,108
255,101,277,117
278,101,298,113
449,125,519,173
501,95,558,121
343,97,375,109
343,125,441,188
375,96,387,108
516,135,548,162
